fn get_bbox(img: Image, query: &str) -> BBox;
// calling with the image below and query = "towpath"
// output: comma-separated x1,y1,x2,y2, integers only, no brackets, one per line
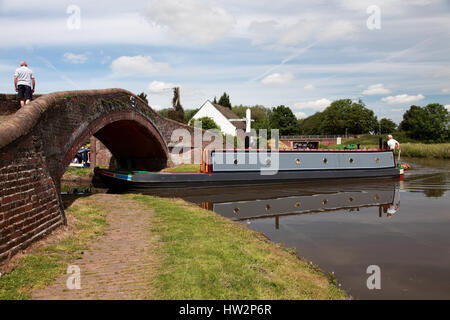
32,194,159,300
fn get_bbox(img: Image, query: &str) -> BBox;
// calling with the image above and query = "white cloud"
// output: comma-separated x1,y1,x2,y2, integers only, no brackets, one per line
295,111,308,119
110,55,170,76
303,84,316,91
0,14,173,47
100,56,111,65
445,105,450,111
382,94,425,104
294,98,332,111
151,104,164,111
261,72,293,85
148,81,176,93
144,0,234,43
248,20,278,45
338,0,440,12
433,67,450,78
63,52,87,64
280,19,357,46
247,18,357,48
442,89,450,93
0,63,14,72
362,83,391,95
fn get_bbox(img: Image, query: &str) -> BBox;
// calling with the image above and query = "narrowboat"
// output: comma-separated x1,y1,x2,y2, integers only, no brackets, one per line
94,148,403,189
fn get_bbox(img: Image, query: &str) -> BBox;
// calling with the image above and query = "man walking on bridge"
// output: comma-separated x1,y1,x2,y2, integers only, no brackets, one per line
14,61,35,107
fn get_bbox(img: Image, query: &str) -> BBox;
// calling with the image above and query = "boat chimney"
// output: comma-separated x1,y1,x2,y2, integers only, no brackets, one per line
246,108,251,133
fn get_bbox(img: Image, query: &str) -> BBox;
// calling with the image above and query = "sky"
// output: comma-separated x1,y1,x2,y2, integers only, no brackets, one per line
1,0,449,123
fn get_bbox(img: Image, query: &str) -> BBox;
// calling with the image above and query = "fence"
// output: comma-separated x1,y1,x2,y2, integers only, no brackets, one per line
280,135,345,140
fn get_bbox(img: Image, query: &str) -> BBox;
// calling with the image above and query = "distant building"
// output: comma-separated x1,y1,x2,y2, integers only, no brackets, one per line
189,100,246,137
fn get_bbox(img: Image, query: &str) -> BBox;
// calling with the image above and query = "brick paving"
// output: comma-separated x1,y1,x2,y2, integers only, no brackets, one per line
32,194,159,300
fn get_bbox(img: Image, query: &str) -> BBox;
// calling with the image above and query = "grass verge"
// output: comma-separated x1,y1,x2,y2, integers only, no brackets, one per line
320,134,450,159
0,198,107,299
163,164,201,172
62,166,94,179
131,194,348,300
399,143,450,159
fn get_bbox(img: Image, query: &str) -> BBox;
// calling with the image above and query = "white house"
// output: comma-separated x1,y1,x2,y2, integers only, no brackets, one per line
189,100,246,137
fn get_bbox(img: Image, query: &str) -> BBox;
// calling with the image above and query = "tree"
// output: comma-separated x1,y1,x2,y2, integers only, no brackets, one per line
298,112,325,135
157,108,170,118
168,87,185,123
213,96,217,104
269,105,300,136
425,103,449,142
399,103,449,142
379,118,397,134
298,99,379,135
183,109,199,124
137,92,148,104
158,107,184,122
319,99,378,135
217,92,232,109
232,105,272,131
193,117,221,131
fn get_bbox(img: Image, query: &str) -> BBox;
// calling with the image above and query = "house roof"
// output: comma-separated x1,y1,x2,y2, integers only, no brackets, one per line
210,102,246,130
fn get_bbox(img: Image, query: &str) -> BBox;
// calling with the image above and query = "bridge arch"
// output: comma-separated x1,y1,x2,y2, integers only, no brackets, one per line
60,110,170,181
0,88,197,262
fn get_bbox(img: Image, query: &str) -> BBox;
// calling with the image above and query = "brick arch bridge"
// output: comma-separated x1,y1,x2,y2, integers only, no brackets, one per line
0,89,197,262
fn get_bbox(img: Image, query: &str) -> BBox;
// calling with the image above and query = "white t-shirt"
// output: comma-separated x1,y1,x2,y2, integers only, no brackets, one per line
387,205,397,214
387,138,399,150
14,66,34,88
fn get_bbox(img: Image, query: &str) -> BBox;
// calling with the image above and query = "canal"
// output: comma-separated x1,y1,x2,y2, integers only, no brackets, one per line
63,158,450,299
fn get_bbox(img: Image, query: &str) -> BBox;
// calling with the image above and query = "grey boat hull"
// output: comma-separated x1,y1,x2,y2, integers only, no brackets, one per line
95,167,400,190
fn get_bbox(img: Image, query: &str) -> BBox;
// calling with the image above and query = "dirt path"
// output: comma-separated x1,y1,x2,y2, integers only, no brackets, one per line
33,194,159,300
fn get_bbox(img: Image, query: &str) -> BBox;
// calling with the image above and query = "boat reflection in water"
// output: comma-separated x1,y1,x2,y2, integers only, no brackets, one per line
203,187,400,227
141,178,401,224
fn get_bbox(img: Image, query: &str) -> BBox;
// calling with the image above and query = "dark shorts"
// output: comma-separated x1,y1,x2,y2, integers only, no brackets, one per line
18,85,32,100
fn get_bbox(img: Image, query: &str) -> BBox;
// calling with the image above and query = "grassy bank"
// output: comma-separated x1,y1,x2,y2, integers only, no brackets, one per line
132,194,348,299
63,164,202,175
0,198,107,299
62,166,94,180
163,163,201,172
399,143,450,159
